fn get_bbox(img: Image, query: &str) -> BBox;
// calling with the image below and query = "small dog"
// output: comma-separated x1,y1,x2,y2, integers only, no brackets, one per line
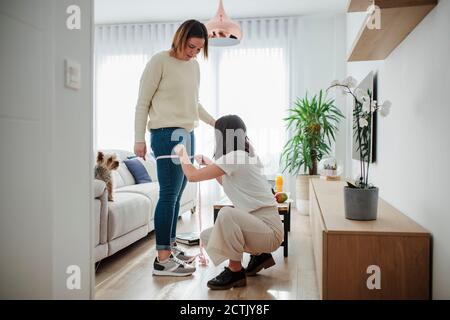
94,151,119,201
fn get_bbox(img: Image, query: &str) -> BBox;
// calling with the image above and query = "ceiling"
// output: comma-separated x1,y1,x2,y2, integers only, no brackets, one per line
95,0,349,24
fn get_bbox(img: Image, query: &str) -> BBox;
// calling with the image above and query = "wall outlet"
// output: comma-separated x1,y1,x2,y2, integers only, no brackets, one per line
65,59,81,90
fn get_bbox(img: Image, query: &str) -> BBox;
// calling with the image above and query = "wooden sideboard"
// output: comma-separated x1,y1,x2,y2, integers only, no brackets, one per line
309,178,431,300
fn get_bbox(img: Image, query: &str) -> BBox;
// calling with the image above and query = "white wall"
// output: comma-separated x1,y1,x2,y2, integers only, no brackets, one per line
52,0,94,299
287,13,348,201
346,0,450,299
0,0,93,299
299,13,348,173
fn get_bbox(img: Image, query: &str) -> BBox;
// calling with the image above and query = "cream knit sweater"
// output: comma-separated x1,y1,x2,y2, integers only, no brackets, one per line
134,50,215,143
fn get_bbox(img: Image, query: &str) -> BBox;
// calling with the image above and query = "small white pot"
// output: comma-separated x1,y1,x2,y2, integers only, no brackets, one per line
323,169,337,177
296,174,319,215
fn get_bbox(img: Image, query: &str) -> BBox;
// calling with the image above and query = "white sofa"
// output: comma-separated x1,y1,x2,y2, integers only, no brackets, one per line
94,149,198,263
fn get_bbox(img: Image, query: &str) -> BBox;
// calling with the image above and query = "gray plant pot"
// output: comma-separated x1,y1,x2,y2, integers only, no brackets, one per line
344,186,379,221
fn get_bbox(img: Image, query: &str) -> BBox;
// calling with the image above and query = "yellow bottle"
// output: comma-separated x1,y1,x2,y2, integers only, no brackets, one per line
275,174,283,193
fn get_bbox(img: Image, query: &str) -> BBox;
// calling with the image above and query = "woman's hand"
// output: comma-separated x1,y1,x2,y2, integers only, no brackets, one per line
174,144,186,158
195,154,212,166
134,142,147,160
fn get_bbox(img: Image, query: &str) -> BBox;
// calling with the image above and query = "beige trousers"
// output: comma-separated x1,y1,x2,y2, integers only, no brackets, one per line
200,206,284,266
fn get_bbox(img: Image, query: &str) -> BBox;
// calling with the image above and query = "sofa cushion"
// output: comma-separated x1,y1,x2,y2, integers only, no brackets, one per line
116,181,196,212
115,182,159,219
139,156,158,182
112,162,135,189
125,155,158,182
123,158,152,184
107,192,151,241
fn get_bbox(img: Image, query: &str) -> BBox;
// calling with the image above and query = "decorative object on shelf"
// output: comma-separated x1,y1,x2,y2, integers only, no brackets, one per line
328,76,392,220
205,0,242,47
318,157,341,181
281,90,344,215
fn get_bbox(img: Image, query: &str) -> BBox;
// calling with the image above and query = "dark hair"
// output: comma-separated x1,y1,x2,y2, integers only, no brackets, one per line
214,115,254,159
172,19,209,59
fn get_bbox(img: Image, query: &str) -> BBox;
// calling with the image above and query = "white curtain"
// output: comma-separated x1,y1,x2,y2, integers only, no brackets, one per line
95,17,302,205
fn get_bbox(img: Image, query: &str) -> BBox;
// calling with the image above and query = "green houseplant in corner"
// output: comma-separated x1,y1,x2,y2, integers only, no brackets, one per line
281,90,344,215
327,76,392,220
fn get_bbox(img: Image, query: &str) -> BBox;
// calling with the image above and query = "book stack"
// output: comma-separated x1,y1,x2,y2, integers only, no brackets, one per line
176,232,200,246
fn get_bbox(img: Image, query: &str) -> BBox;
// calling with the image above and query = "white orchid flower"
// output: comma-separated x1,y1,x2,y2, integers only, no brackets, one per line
382,100,392,109
342,76,358,88
349,78,358,88
362,100,371,113
359,117,369,127
379,107,390,117
378,100,392,117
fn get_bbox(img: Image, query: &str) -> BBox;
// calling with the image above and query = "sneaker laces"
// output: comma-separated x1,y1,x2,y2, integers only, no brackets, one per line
172,245,196,262
171,245,186,256
170,254,192,267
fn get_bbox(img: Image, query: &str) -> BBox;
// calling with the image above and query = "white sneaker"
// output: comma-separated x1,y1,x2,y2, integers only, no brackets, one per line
152,254,196,277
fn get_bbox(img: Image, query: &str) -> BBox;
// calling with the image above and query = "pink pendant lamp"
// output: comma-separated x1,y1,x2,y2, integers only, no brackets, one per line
205,0,242,47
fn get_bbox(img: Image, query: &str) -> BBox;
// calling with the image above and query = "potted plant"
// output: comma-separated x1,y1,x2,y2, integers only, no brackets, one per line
323,161,337,177
327,77,391,220
280,90,344,215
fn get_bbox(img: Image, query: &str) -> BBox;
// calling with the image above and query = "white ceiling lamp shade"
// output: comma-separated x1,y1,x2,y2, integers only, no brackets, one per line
205,0,242,47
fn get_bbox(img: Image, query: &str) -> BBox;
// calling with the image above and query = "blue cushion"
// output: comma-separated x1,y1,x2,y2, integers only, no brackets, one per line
127,151,155,160
123,158,152,184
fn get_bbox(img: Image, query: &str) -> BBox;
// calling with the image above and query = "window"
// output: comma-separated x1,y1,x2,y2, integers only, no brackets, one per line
95,54,149,151
217,47,287,176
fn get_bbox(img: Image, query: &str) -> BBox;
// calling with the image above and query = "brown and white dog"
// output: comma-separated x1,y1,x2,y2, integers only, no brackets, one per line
94,151,119,201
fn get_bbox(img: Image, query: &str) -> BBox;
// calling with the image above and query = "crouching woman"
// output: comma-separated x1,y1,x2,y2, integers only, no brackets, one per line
174,115,284,290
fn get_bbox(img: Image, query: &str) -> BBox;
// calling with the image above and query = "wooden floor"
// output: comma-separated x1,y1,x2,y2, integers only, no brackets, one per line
95,206,319,300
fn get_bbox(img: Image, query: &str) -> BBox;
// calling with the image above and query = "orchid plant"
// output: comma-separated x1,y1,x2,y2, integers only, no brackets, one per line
327,76,391,189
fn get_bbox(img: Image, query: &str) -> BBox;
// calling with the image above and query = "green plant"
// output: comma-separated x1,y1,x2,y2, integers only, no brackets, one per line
280,90,344,176
327,76,391,189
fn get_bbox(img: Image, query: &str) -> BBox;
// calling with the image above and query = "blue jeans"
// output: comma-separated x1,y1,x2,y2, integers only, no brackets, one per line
150,127,195,250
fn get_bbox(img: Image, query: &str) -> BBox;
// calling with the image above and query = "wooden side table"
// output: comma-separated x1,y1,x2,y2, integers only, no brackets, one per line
213,198,291,257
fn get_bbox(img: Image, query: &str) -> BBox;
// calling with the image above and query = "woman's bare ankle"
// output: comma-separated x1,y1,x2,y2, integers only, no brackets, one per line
158,250,172,262
228,260,243,272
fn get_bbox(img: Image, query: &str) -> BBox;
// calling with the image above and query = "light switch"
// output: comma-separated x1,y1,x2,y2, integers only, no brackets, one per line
65,59,81,90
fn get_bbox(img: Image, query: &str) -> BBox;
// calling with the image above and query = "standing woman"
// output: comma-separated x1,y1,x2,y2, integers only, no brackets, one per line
134,20,215,276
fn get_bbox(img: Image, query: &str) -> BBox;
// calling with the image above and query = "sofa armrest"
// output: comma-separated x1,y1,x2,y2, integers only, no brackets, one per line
93,179,106,198
94,179,108,245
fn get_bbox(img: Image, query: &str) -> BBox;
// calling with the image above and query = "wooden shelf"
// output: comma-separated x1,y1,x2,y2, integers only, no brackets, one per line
347,0,437,61
309,179,431,300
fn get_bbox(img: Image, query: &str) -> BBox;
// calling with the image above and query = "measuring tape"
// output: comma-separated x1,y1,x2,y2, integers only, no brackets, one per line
155,154,209,266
